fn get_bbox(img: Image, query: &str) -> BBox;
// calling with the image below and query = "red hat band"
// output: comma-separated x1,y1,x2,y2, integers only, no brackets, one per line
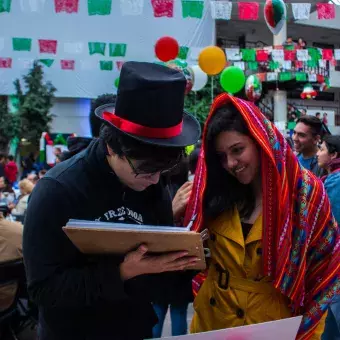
102,111,183,139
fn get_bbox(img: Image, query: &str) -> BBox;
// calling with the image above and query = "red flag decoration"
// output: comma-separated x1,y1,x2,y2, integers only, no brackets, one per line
238,2,259,20
0,57,12,68
257,73,266,82
284,50,296,61
54,0,79,13
151,0,174,17
61,59,75,70
256,50,269,62
322,49,333,61
317,75,325,84
295,60,303,69
39,39,58,54
116,61,124,70
317,3,335,20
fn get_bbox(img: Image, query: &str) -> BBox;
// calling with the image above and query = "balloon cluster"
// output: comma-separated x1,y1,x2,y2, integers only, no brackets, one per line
116,36,260,98
153,38,248,95
198,46,247,94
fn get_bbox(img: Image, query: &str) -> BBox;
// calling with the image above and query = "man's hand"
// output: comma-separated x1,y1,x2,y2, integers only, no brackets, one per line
172,181,193,224
120,245,199,281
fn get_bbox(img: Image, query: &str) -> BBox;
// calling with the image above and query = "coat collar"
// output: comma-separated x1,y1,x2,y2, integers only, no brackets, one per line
210,207,262,248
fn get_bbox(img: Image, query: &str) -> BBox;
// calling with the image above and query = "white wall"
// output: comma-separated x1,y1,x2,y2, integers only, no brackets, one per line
0,0,214,98
50,97,92,137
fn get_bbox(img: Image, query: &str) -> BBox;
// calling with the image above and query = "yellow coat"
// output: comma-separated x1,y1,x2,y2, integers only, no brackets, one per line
191,209,325,339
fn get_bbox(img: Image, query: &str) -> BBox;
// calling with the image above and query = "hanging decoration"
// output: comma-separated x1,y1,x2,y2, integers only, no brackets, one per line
53,133,67,146
198,46,225,75
40,132,54,166
300,83,317,99
155,36,179,62
190,65,208,91
245,74,262,101
264,0,286,35
220,66,246,94
40,132,73,167
114,77,120,88
320,78,330,92
165,59,193,94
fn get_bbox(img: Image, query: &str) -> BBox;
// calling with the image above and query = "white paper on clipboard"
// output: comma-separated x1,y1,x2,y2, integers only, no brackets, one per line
152,316,302,340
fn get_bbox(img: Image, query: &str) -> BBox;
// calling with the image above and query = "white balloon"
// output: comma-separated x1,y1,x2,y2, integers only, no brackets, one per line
190,65,208,92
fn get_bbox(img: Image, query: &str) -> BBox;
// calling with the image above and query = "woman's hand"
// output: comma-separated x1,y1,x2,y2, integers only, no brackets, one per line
172,181,193,224
120,245,199,281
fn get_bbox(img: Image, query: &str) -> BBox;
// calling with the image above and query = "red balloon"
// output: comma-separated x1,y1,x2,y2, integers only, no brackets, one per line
155,36,179,62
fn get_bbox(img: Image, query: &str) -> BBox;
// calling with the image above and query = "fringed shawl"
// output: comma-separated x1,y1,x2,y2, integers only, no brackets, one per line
184,93,340,339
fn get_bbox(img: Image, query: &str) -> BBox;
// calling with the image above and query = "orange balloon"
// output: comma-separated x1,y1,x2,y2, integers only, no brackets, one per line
198,46,226,75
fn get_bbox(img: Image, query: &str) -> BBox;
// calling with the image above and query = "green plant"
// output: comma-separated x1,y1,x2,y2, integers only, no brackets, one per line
0,96,20,153
14,61,56,148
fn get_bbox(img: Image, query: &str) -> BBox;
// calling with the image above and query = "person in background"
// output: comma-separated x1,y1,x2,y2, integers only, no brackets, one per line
0,176,6,204
316,135,340,223
316,135,340,340
0,153,6,178
323,113,328,126
21,152,36,179
90,94,116,138
300,108,307,116
39,169,47,179
4,155,18,186
0,213,23,312
293,115,324,176
315,112,321,120
287,112,298,138
297,37,306,49
27,173,39,185
152,160,193,338
185,94,339,339
54,147,62,157
284,36,295,46
10,179,34,216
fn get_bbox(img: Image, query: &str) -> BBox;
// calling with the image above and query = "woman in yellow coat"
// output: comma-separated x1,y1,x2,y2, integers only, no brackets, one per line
184,94,340,339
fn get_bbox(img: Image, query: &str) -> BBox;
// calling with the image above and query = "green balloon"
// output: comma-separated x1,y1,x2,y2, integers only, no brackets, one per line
114,77,120,88
220,66,246,94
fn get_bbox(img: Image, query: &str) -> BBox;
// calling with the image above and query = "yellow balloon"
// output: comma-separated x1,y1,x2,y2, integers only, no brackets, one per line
198,46,226,76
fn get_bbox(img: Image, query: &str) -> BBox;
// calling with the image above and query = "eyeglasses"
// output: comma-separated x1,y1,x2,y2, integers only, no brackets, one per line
124,153,182,179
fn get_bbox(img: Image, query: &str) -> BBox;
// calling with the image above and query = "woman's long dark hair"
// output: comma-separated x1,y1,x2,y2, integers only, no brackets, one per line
203,105,256,220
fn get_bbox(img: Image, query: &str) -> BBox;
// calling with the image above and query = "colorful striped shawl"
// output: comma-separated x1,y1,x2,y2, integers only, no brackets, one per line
184,93,340,339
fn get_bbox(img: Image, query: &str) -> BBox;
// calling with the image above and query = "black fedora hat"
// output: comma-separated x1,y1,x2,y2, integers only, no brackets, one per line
95,61,201,147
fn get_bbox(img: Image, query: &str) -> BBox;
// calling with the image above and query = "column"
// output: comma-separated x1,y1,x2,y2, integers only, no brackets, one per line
273,90,287,134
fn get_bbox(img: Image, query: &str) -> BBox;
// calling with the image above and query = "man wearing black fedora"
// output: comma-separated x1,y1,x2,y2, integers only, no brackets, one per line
23,62,201,340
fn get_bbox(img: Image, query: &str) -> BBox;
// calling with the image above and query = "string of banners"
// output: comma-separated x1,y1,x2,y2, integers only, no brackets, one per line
223,45,340,80
210,1,337,21
0,0,337,21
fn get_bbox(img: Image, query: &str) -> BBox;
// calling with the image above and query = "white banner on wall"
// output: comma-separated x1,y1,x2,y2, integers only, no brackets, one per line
0,0,214,98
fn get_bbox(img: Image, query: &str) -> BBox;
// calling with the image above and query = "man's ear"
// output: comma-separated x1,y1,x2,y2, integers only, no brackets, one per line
330,152,338,161
106,144,113,156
